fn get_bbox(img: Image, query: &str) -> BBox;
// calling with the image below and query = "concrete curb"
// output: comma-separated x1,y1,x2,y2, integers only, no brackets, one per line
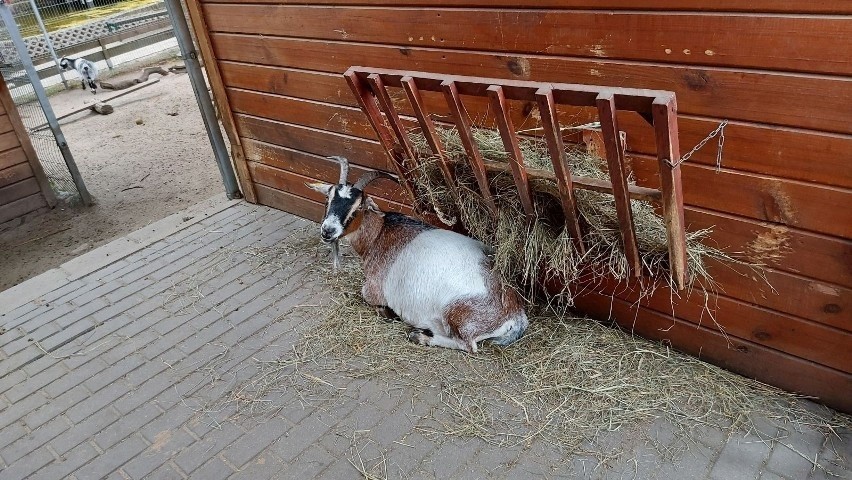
0,193,241,316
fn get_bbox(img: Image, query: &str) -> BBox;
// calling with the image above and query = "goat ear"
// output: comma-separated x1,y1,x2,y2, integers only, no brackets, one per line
306,182,333,196
364,197,383,215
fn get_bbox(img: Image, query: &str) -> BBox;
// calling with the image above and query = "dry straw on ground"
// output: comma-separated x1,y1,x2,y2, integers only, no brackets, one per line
175,242,849,471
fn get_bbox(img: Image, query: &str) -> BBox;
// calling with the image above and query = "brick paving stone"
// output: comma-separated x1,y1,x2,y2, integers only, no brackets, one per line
174,424,245,474
188,455,235,480
50,406,122,456
761,471,792,480
386,431,442,478
0,421,27,452
2,204,851,480
34,440,99,480
221,417,292,469
65,381,131,424
42,359,109,398
766,428,824,480
70,281,127,308
120,428,196,480
25,384,89,430
0,445,55,480
654,440,718,480
318,457,363,479
227,453,288,480
0,390,47,430
709,433,772,480
92,403,159,452
141,462,185,480
2,415,70,464
73,434,148,480
4,358,70,404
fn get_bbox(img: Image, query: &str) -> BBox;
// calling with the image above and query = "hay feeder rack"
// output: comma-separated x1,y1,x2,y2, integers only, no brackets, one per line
344,67,689,290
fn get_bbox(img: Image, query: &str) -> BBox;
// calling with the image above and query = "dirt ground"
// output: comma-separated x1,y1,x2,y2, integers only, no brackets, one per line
0,62,223,291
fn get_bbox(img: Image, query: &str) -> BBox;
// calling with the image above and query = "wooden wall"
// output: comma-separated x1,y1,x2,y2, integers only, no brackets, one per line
0,78,56,227
185,1,852,411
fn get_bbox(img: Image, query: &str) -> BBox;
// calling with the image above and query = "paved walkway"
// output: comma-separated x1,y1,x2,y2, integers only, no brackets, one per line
0,195,848,479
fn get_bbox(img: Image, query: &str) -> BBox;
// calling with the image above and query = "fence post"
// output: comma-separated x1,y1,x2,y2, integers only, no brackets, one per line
26,0,68,89
163,0,242,200
0,1,92,205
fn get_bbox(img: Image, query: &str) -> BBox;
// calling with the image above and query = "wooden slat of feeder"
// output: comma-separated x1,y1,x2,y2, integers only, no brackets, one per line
441,80,499,216
597,92,642,277
535,87,586,254
366,74,418,170
344,71,419,203
487,85,536,221
400,76,456,188
348,67,664,115
652,96,689,290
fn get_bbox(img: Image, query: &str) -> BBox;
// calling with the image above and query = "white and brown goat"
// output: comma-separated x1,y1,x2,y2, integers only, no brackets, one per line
308,156,528,352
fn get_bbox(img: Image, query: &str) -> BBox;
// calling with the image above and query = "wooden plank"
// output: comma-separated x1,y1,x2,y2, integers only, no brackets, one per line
0,162,34,188
199,0,852,14
220,63,852,189
254,183,324,223
210,33,852,133
203,5,852,76
0,115,13,134
487,85,535,220
573,290,852,413
633,157,852,239
574,272,852,373
236,114,389,171
684,208,851,289
243,139,409,205
0,78,55,207
596,93,641,277
184,0,257,203
651,97,689,290
703,259,851,333
0,177,40,206
238,116,852,288
0,193,47,224
441,80,498,216
249,161,413,216
0,147,27,170
0,130,21,152
535,88,584,253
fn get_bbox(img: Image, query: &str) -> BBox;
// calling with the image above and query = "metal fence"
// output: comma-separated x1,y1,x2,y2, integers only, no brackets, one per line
0,0,179,202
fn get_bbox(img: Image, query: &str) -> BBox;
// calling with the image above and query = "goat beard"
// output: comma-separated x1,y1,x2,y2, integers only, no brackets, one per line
330,239,341,271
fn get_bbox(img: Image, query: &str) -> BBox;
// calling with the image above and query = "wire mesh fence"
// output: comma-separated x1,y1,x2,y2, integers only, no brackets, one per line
0,0,179,201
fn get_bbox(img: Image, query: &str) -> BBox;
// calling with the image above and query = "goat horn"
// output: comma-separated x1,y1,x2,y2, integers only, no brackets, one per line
353,170,395,191
327,156,350,185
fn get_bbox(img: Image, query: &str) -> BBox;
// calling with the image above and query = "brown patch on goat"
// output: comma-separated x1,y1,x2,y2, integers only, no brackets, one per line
349,207,421,308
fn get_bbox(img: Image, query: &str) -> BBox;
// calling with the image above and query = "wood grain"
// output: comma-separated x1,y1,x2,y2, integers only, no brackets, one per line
204,5,852,76
573,290,852,413
199,0,852,14
220,62,852,188
0,193,47,224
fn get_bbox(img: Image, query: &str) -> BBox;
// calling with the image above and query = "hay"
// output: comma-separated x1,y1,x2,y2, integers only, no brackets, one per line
175,244,849,466
406,126,741,305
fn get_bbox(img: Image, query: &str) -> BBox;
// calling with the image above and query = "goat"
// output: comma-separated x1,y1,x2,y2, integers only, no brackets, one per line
59,57,98,94
308,156,528,352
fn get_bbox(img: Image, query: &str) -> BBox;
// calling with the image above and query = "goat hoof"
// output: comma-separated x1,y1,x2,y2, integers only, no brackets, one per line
375,306,399,322
407,330,430,346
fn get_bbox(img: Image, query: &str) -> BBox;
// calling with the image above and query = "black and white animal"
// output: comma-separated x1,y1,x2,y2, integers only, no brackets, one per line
59,57,98,94
308,156,528,352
